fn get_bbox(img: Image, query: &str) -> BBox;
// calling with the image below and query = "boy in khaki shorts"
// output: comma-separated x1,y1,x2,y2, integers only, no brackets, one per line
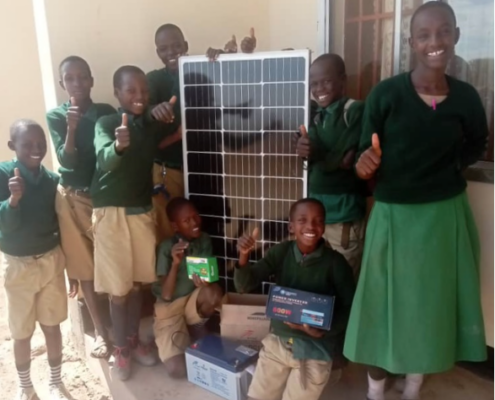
1,120,73,400
91,65,175,381
46,56,116,358
235,198,355,400
152,197,223,379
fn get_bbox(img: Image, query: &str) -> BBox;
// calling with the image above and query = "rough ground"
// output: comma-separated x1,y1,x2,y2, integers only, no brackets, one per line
0,279,111,400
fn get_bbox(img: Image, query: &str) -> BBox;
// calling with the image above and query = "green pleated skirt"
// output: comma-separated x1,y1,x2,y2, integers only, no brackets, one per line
343,192,487,374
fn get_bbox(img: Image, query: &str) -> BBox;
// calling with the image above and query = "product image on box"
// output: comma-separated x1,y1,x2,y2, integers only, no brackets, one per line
186,257,219,283
266,285,335,330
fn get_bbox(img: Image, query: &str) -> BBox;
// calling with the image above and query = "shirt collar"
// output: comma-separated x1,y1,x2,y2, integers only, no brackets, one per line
292,239,326,264
13,158,45,185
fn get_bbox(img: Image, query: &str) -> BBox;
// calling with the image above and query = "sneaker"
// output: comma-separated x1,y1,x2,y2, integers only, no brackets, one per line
14,387,39,400
128,336,158,367
48,383,73,400
111,347,132,381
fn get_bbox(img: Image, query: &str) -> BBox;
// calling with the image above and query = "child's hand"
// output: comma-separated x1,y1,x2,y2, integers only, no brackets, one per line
68,279,79,298
192,274,209,288
295,125,311,158
285,322,325,339
340,149,356,170
206,48,225,62
224,35,238,54
237,227,259,256
356,133,382,180
67,97,81,133
171,238,189,264
115,113,130,152
240,28,256,53
8,168,24,207
151,96,177,124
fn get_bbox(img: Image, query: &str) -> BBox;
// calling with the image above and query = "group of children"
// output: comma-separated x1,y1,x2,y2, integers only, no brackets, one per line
0,2,489,400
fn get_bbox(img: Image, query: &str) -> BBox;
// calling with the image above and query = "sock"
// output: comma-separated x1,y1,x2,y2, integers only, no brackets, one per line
16,362,33,389
402,374,424,400
110,297,128,349
126,288,143,342
48,357,62,386
367,374,386,400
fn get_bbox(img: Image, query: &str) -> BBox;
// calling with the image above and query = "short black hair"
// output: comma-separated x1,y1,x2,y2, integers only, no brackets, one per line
312,53,346,76
155,23,185,41
9,119,44,141
113,65,145,88
410,1,457,35
289,198,326,221
59,55,92,77
166,197,197,222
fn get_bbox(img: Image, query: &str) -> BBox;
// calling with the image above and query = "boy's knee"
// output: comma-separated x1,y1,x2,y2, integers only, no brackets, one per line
197,284,223,317
39,324,61,335
164,355,187,379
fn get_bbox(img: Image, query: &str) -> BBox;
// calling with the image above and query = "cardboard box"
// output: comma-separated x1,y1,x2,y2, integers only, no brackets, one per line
186,256,219,283
266,285,335,330
220,293,270,350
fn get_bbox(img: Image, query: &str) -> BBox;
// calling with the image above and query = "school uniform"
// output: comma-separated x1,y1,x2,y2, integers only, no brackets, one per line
308,97,366,275
235,240,355,400
147,68,184,242
46,102,116,281
344,72,488,374
151,232,212,362
91,110,171,297
0,160,66,340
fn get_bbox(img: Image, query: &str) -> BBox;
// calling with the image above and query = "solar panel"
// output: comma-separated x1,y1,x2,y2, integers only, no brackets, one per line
179,50,310,293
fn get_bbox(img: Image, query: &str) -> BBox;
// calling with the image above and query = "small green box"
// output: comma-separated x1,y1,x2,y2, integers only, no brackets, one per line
186,257,219,283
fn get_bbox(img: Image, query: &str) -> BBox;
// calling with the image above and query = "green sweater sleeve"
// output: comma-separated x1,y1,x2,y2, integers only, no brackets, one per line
94,117,122,172
234,244,282,293
460,86,489,168
359,86,386,155
0,172,21,234
46,110,78,169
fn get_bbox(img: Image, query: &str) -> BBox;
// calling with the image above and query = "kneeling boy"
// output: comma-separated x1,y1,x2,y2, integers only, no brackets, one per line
152,197,223,379
235,198,355,400
1,120,73,400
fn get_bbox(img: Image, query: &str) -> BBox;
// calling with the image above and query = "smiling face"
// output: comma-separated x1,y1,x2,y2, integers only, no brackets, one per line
409,5,459,71
9,124,47,171
172,203,202,240
114,71,149,115
59,60,94,103
155,27,188,72
289,201,325,254
309,58,346,108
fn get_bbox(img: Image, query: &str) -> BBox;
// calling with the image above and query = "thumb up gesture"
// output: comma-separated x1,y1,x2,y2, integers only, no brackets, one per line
241,28,257,54
151,95,177,124
8,168,24,207
356,133,382,180
115,113,130,153
237,227,259,267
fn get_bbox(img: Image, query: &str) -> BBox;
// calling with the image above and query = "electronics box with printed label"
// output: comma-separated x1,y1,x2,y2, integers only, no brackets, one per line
185,335,258,400
266,285,335,330
186,256,219,283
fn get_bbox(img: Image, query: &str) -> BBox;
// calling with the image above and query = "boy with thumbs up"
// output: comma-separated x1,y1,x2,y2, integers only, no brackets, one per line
91,65,176,381
235,198,355,400
151,197,223,379
46,56,116,359
0,120,74,400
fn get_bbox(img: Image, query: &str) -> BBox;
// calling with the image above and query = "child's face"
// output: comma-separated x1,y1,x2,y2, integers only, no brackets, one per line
155,29,188,72
8,125,47,170
172,204,202,240
114,72,149,116
409,7,459,71
289,202,325,253
59,61,93,103
310,61,345,109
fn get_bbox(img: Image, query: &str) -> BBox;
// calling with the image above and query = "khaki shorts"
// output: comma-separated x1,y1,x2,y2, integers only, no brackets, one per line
55,185,94,281
152,164,185,244
248,334,332,400
153,288,203,362
323,219,365,276
2,246,68,340
92,207,156,297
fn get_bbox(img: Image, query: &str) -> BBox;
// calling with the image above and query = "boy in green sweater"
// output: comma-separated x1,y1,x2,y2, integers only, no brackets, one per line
152,197,223,379
296,54,366,276
46,55,116,359
0,120,72,400
235,198,355,400
91,65,174,380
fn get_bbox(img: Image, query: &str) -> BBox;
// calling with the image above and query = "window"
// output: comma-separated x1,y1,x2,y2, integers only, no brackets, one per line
329,0,494,161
